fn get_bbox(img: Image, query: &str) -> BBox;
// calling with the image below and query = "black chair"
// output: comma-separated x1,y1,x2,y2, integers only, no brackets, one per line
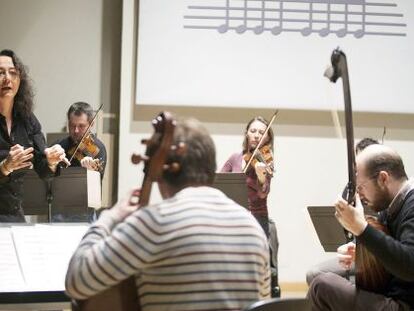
243,297,310,311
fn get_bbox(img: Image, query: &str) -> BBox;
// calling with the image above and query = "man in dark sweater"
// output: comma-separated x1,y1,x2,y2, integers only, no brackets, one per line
308,144,414,310
57,102,106,179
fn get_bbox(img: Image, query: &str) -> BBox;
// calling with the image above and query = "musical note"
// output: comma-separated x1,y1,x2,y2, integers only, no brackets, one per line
319,3,331,37
217,0,230,33
335,3,349,37
354,2,366,38
184,0,406,38
236,0,248,34
253,0,266,35
271,1,284,35
301,2,314,36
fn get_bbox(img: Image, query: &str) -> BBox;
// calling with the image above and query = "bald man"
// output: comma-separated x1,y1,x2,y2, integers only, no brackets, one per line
308,145,414,311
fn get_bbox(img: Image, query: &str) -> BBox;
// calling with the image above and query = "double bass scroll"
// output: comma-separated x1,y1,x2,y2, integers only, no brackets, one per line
324,48,390,293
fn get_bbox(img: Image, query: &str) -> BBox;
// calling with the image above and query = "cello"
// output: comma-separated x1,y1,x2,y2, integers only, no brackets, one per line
72,111,179,310
324,48,390,293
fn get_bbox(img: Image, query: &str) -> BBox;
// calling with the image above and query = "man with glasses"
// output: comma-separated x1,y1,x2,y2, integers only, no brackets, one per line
306,137,379,286
308,144,414,310
56,102,106,179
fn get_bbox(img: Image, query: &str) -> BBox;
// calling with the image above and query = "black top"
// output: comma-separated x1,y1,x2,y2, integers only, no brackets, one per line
56,134,106,179
359,186,414,308
0,111,54,221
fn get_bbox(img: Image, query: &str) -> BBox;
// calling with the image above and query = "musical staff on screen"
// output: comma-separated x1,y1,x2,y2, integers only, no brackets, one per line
184,0,406,38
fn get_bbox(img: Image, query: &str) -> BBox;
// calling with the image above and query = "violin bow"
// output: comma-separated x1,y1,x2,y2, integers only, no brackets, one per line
66,103,104,167
242,110,278,174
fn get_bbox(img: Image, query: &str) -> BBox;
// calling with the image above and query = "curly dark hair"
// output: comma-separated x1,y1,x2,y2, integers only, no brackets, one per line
0,49,34,119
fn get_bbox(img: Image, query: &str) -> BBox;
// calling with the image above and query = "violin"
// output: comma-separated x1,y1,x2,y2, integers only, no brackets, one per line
243,144,274,176
242,110,278,176
67,133,103,171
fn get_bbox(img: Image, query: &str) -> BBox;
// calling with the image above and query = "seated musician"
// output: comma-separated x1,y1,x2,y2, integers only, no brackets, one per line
65,117,271,310
0,49,69,222
306,137,379,285
308,144,414,310
57,102,106,179
221,116,279,297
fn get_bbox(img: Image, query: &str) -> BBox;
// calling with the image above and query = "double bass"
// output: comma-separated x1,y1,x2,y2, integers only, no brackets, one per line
324,48,390,293
72,111,180,310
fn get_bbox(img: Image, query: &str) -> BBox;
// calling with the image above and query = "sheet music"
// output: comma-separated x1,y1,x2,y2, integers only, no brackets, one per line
87,170,101,209
0,228,26,292
3,224,88,292
184,0,406,38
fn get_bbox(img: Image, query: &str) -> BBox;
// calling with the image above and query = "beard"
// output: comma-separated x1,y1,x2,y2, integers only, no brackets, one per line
368,183,393,213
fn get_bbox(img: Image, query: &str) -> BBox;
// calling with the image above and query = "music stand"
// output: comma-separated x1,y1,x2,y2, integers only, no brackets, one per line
22,170,49,217
51,167,101,222
212,173,248,209
307,206,347,252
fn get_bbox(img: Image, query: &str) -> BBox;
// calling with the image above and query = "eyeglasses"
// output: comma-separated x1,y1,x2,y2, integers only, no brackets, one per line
356,174,378,192
0,69,20,82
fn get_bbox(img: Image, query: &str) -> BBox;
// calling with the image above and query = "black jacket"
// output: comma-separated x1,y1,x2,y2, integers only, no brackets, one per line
0,112,54,221
359,186,414,308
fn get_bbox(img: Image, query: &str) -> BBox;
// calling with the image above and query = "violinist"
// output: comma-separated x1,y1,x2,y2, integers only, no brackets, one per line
0,49,69,222
56,102,106,179
65,117,270,310
308,145,414,311
221,116,275,237
221,116,280,297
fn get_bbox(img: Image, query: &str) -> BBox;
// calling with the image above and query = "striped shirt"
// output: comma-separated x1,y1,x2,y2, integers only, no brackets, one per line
65,186,271,311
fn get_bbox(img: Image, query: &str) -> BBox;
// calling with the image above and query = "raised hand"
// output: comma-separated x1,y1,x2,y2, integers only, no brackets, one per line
44,144,70,171
0,144,34,175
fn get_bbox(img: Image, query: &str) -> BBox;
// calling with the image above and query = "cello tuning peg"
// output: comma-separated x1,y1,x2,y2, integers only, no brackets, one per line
163,162,180,173
131,153,149,165
171,142,186,156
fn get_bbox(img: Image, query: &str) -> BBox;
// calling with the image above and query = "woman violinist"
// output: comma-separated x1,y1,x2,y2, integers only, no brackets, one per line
221,116,275,236
221,115,280,297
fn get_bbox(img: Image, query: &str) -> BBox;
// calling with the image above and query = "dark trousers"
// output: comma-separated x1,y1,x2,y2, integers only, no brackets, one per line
308,272,410,311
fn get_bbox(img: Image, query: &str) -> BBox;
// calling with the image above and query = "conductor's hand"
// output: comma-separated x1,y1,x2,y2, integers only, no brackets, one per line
109,188,141,221
337,242,356,270
1,144,34,174
334,193,367,236
44,144,70,172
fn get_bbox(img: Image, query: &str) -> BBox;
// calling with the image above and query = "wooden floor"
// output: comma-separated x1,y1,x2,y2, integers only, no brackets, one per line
280,282,308,298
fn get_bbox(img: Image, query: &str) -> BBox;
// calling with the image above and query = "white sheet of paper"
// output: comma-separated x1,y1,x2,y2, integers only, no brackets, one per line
87,169,101,209
10,224,88,292
0,228,26,291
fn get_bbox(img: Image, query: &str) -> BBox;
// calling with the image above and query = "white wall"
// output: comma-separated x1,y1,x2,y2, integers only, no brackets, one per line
120,0,414,283
0,0,104,133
